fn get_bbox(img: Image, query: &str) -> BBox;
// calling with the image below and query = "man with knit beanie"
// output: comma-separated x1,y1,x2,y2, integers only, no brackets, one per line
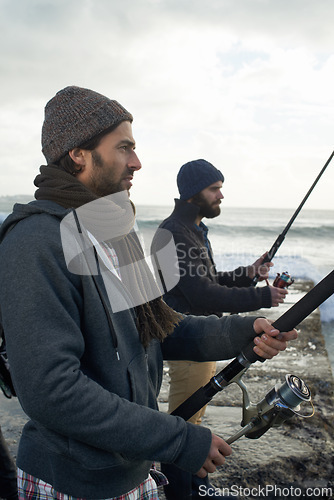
0,88,296,500
157,159,287,499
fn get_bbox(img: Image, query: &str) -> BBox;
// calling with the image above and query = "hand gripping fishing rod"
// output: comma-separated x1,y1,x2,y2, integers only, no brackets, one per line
252,150,334,286
171,269,334,422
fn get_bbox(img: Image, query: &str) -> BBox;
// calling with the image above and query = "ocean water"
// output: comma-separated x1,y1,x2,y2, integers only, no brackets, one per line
1,203,334,370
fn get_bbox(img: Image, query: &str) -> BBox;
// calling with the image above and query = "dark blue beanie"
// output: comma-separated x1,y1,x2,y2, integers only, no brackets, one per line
177,159,224,200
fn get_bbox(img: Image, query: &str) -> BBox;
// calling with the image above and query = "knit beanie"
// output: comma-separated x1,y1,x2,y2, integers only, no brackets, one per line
177,159,224,200
41,86,133,164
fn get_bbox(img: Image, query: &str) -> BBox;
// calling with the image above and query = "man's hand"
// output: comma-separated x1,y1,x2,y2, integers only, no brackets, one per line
196,434,232,478
247,253,273,281
269,285,288,306
252,318,298,359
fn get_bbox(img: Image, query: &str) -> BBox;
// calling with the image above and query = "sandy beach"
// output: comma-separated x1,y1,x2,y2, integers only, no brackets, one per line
1,279,333,499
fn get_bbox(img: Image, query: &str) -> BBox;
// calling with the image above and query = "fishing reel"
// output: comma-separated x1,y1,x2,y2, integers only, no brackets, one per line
273,271,294,288
226,374,314,444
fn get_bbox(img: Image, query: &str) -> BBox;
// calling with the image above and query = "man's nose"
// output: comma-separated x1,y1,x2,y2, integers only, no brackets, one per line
129,151,142,171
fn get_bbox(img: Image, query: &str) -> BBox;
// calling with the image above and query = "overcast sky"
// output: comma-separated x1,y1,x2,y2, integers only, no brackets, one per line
1,0,333,209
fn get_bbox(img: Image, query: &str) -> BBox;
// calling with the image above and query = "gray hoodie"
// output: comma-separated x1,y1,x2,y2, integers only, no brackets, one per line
0,200,258,498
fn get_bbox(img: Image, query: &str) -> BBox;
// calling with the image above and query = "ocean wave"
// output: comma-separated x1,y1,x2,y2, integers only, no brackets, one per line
137,219,333,238
215,254,317,279
210,225,333,239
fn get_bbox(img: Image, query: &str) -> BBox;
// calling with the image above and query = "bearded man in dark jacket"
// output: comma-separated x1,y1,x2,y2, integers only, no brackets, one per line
157,159,287,498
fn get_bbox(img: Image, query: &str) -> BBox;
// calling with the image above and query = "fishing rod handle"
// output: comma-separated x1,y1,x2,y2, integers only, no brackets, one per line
251,237,285,286
243,270,334,363
170,380,219,421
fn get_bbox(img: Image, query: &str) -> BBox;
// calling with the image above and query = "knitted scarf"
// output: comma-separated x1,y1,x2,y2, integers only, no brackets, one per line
34,164,182,347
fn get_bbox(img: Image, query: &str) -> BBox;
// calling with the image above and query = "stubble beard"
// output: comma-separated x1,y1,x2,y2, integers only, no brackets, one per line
89,150,129,197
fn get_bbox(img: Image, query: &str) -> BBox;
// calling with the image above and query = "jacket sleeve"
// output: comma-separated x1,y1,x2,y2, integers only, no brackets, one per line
164,228,272,313
161,313,259,361
217,267,253,287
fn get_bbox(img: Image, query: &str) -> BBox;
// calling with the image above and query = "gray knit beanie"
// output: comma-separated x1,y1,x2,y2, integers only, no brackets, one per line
41,86,133,164
177,159,224,200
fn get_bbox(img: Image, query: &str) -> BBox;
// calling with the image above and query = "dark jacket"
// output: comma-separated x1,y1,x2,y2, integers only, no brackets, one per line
0,200,258,498
157,199,272,316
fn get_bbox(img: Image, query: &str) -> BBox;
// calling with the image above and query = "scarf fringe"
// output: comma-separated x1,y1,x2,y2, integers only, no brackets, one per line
136,299,183,348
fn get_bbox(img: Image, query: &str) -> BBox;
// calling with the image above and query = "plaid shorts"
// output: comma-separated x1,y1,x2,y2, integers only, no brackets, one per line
17,467,167,500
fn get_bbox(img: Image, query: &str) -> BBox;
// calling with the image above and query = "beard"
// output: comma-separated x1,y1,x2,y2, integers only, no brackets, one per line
191,192,221,219
88,150,131,197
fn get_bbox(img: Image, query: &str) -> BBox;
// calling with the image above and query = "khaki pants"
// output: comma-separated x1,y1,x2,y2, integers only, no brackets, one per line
167,360,216,425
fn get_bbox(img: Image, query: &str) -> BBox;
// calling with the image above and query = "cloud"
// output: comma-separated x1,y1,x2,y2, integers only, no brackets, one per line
0,0,333,208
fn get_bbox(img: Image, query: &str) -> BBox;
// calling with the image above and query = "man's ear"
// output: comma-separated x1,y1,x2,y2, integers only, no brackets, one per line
68,148,87,168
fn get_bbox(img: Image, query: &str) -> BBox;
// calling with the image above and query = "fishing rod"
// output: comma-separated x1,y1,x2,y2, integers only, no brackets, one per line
171,270,334,431
252,150,334,286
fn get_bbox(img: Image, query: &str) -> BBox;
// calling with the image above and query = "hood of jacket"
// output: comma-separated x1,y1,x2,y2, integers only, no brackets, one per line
0,199,71,244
